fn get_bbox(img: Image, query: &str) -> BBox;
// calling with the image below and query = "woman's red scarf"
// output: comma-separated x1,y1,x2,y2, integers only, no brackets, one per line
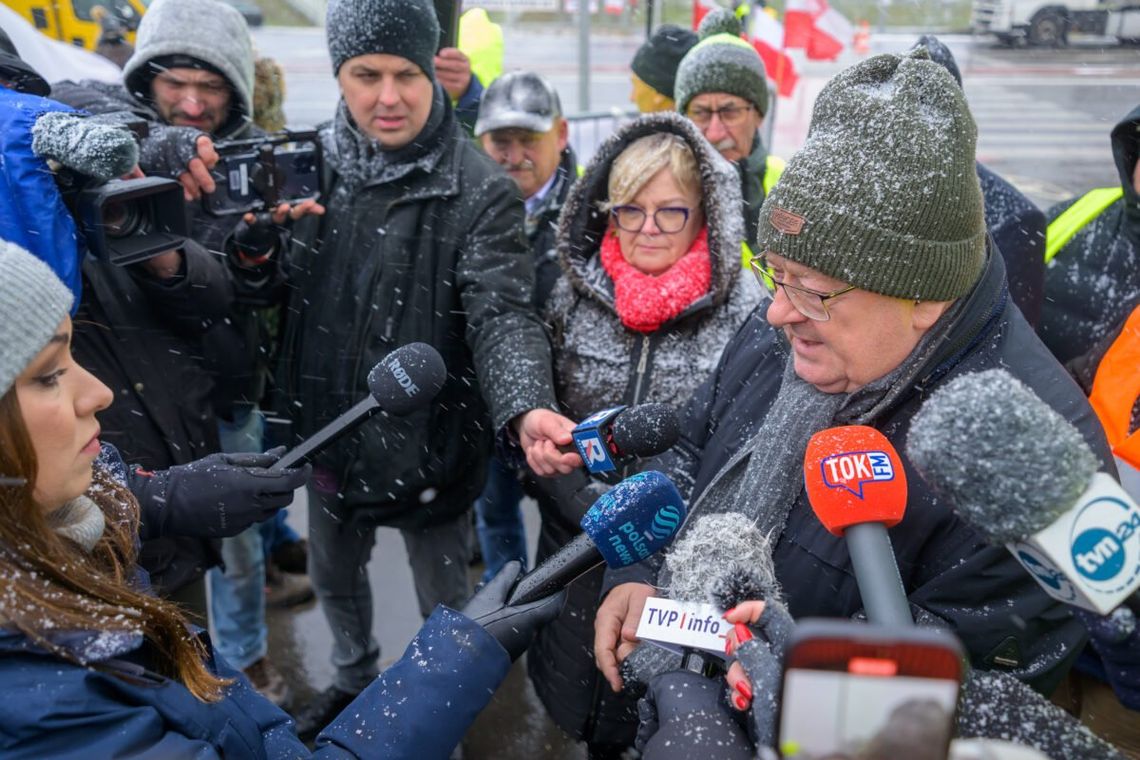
599,226,711,333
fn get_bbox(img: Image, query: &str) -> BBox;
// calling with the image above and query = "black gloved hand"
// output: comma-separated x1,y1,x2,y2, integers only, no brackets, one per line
132,446,311,539
732,599,795,749
230,211,280,263
636,670,755,759
459,560,565,661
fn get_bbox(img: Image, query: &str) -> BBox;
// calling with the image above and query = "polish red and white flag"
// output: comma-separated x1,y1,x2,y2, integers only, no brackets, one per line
784,0,853,61
749,9,799,97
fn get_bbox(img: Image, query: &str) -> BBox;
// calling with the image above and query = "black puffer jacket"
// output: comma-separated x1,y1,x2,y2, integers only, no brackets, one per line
528,112,761,745
608,249,1109,698
74,241,232,593
1039,104,1140,364
276,97,556,530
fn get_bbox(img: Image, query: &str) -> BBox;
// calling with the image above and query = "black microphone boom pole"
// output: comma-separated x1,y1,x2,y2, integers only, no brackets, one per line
270,343,446,472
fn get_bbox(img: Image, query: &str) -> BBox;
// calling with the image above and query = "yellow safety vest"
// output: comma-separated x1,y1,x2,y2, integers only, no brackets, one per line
458,8,504,89
742,155,787,267
1044,186,1125,264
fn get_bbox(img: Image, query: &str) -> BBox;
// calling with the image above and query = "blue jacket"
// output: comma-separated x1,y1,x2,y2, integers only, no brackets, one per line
0,87,83,304
0,607,510,758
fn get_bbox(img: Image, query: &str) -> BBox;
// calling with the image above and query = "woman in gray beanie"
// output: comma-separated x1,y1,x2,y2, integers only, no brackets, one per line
0,239,561,757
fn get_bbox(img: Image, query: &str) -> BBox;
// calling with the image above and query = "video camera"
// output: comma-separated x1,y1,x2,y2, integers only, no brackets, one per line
203,130,323,217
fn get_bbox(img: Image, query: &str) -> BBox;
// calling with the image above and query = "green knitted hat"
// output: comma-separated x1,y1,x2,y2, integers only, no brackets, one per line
757,50,985,301
0,240,74,396
674,19,768,117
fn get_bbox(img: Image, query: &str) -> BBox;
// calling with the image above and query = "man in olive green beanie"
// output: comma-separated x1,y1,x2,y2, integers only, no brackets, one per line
674,8,782,254
595,53,1096,724
759,49,986,302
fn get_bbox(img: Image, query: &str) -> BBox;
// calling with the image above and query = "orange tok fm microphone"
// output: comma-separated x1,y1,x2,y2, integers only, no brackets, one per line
804,425,913,627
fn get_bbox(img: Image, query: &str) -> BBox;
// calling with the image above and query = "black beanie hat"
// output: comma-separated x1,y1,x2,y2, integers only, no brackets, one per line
326,0,440,79
631,24,698,99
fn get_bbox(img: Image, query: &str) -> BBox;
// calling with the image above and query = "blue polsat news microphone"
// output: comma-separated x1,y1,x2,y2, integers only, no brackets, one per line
571,404,681,474
906,368,1140,615
507,471,686,606
270,343,447,472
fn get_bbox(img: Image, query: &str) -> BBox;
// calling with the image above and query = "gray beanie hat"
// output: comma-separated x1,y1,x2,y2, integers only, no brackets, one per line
123,0,255,131
674,17,768,117
0,241,74,396
758,50,986,301
327,0,439,79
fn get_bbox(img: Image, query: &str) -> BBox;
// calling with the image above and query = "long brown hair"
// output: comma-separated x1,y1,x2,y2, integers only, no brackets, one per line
0,390,231,702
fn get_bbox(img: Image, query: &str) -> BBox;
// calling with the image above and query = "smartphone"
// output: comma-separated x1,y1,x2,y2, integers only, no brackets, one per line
433,0,462,50
204,130,322,217
777,620,964,760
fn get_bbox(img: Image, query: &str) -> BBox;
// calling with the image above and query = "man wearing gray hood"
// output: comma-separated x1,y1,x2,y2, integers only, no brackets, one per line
50,0,309,709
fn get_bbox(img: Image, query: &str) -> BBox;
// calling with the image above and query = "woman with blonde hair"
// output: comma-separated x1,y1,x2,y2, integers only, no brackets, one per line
528,111,761,757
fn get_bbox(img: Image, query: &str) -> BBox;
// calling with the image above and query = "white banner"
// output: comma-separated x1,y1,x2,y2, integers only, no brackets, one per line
635,597,730,655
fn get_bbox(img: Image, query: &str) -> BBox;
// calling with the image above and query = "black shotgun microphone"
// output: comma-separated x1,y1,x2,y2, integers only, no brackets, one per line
270,343,446,472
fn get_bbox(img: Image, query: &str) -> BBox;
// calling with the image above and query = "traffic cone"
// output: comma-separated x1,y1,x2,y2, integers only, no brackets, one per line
854,20,871,55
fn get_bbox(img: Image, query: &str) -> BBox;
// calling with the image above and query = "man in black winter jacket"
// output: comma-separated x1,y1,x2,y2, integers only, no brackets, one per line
596,52,1108,745
279,0,578,739
1039,103,1140,365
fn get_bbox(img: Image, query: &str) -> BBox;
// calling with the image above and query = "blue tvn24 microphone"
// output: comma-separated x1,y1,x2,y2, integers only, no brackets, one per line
506,470,686,605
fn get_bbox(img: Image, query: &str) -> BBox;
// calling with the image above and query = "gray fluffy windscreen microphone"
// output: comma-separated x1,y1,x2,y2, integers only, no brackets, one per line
663,511,783,608
905,368,1098,544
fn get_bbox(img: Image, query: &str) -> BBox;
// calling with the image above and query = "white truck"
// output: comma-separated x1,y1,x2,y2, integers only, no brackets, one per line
971,0,1140,46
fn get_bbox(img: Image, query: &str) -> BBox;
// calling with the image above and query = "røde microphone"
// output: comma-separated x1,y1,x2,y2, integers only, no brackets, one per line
270,343,447,472
804,426,913,627
570,404,681,474
906,368,1140,615
506,470,686,606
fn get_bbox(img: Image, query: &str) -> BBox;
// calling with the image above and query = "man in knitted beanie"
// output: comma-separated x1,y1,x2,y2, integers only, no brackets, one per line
284,0,578,740
674,8,783,255
597,52,1100,744
629,24,697,113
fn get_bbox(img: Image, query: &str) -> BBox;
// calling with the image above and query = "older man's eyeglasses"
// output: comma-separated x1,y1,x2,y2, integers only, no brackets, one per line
610,205,691,234
750,253,855,322
687,103,754,127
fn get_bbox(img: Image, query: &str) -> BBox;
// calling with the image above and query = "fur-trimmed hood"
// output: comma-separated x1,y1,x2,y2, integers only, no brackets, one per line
556,111,746,314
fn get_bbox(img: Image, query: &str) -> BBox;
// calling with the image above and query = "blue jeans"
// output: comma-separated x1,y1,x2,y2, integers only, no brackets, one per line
474,456,527,583
209,406,267,670
260,508,301,560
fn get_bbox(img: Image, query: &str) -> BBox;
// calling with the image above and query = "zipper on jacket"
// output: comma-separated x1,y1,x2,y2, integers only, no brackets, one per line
630,334,653,406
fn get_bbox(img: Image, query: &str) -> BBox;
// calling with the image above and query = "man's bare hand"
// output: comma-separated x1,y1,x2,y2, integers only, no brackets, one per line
594,582,655,693
241,198,327,227
514,409,581,477
435,47,473,100
178,135,218,201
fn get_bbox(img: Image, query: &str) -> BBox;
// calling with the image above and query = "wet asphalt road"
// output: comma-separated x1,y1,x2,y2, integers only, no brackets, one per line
248,22,1139,758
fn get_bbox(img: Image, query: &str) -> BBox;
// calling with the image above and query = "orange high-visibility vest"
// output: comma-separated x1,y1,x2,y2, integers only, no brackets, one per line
1089,305,1140,470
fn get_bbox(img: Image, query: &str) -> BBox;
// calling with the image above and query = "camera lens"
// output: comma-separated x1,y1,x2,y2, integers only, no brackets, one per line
101,199,148,238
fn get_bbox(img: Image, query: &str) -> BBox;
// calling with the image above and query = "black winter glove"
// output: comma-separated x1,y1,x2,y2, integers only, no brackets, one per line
137,123,207,178
635,670,756,760
131,446,310,539
732,599,795,750
228,211,283,266
31,111,138,181
460,560,565,661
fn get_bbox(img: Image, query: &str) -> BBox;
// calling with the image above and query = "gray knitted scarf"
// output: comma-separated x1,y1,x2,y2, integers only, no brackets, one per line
321,83,452,194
